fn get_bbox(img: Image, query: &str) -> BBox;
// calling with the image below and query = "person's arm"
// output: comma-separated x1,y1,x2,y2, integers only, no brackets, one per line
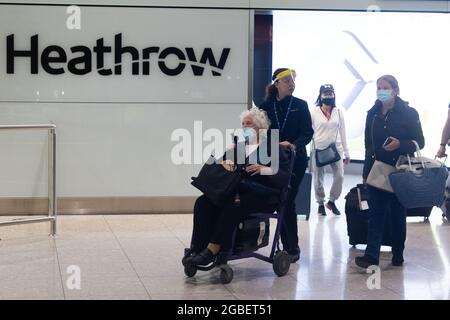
397,108,425,154
362,112,373,180
292,102,314,150
245,145,290,189
338,109,351,163
437,109,450,157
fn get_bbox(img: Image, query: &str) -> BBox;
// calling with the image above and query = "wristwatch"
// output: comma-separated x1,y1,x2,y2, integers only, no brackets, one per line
440,143,446,147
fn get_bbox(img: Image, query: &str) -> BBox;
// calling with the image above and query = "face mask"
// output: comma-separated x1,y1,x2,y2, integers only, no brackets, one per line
321,96,335,106
377,89,394,102
240,127,257,142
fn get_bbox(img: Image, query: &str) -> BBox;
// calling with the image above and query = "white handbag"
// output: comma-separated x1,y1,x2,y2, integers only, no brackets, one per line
366,160,396,193
366,116,396,192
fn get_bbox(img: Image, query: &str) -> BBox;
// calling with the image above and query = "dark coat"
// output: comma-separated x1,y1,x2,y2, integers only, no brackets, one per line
362,96,425,179
260,95,313,169
223,142,291,206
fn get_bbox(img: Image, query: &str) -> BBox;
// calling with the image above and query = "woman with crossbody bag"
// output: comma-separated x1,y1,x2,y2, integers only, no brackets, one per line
311,84,350,216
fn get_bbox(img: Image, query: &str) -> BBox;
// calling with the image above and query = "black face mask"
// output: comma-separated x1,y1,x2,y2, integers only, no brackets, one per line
321,97,335,106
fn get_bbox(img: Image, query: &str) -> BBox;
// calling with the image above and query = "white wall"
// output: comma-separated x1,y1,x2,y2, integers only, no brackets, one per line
0,4,249,198
0,103,246,197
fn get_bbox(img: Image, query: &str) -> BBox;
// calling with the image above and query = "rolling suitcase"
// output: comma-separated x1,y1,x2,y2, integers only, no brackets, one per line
406,207,433,220
233,217,270,253
295,172,312,220
344,184,392,246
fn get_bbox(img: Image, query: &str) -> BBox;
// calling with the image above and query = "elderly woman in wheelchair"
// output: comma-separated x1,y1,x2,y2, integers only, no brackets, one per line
183,107,292,273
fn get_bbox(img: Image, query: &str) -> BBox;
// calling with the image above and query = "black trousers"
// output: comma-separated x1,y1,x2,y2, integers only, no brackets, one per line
366,186,406,261
191,194,277,253
280,163,307,253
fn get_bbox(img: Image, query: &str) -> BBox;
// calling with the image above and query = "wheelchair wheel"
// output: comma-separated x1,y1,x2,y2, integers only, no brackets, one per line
182,256,189,267
184,264,197,278
182,248,195,267
273,251,290,276
219,265,234,284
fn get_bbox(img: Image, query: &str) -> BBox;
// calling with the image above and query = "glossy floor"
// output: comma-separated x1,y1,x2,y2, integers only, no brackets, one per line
1,175,449,300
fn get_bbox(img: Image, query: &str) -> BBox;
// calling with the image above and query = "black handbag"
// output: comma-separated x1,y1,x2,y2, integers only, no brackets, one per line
191,155,243,206
313,108,341,167
315,143,341,167
239,178,281,196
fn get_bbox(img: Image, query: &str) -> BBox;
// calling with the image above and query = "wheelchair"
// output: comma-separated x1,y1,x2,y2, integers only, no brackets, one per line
182,149,296,284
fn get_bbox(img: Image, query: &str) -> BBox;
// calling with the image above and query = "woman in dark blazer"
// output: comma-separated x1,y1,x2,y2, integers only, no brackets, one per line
184,107,291,267
356,75,425,268
259,68,313,262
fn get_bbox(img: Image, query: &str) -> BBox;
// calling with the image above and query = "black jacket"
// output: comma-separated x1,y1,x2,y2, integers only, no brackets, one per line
362,96,425,179
260,95,313,167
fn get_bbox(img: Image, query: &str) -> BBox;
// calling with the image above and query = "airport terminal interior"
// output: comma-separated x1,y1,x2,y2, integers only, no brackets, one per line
0,0,449,301
1,174,450,300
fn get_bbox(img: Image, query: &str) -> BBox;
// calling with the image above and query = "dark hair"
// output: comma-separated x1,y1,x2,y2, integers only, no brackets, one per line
263,68,289,102
377,74,400,94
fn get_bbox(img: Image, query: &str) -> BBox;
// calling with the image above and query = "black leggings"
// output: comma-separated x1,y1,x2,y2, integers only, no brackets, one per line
191,194,277,253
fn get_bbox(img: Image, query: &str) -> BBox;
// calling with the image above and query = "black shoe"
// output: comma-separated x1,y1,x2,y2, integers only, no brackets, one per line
392,255,404,266
318,204,326,216
287,247,301,263
355,255,379,269
326,201,341,215
186,248,217,267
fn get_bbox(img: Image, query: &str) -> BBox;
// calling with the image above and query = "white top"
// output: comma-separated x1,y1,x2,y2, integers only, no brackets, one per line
310,107,350,158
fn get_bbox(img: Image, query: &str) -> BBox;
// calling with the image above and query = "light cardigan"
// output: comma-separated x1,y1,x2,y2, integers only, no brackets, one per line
310,107,350,159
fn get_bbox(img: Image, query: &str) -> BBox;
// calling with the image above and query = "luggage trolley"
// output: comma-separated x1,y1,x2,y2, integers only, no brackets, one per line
183,149,296,284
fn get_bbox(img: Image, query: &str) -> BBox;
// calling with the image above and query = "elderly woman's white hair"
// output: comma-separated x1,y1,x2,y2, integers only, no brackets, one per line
239,107,271,131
